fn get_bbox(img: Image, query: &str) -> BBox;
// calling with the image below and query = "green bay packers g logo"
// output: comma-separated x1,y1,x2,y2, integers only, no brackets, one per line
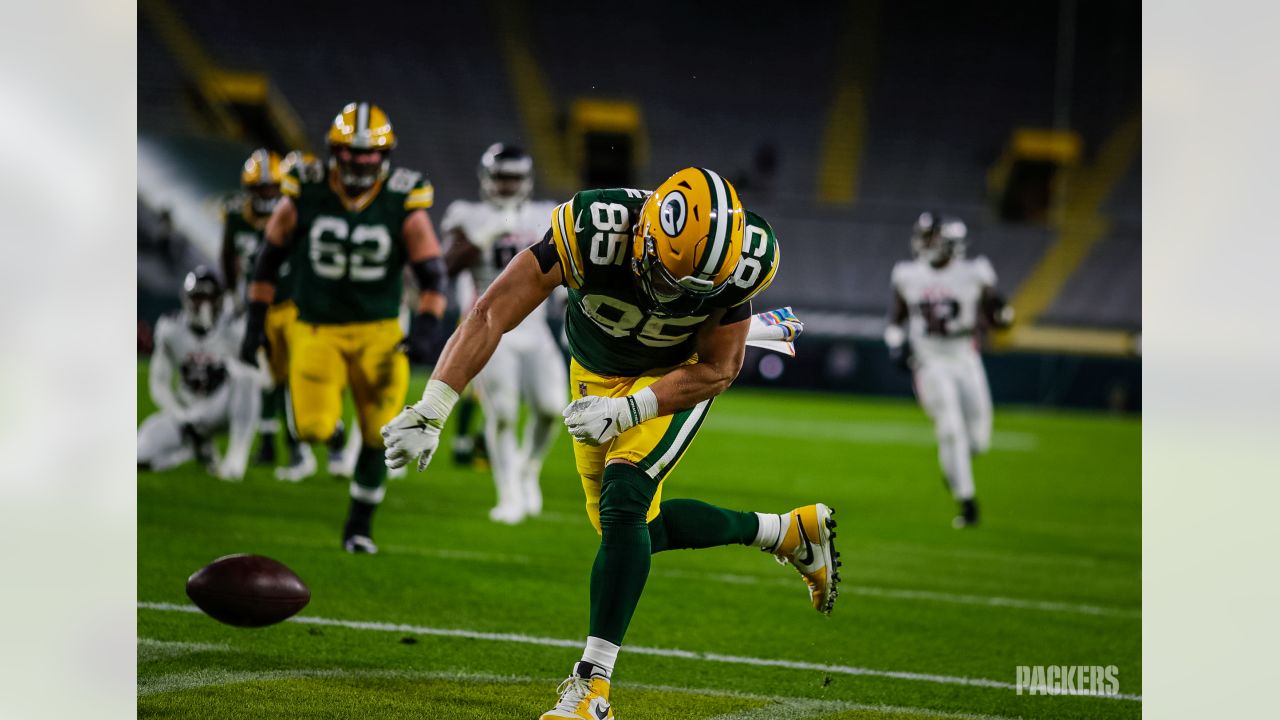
660,190,687,237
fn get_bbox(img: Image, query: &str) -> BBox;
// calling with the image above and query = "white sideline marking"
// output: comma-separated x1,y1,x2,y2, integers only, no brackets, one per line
702,415,1039,451
140,666,1023,719
137,601,1140,702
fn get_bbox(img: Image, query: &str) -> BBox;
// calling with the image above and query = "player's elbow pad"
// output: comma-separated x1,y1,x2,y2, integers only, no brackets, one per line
252,242,290,284
411,257,447,294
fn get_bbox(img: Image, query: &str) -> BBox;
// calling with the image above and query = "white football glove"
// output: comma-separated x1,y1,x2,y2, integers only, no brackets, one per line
563,387,658,446
381,379,458,471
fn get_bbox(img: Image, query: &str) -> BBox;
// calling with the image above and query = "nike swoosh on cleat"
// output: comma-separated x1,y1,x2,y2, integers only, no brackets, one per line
795,512,815,566
591,698,611,719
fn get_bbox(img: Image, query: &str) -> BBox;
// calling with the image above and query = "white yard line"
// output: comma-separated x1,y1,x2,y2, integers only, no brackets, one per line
138,665,1025,719
136,602,1140,702
701,415,1039,452
137,638,230,662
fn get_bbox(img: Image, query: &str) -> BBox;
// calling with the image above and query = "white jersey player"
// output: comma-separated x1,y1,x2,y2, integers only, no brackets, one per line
441,144,567,524
138,267,262,481
885,213,1014,528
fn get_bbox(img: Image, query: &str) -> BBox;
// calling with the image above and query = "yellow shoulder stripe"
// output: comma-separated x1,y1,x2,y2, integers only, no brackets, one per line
281,175,300,197
405,184,435,210
551,201,585,288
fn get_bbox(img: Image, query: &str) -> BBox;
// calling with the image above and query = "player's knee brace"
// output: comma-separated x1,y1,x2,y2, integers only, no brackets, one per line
598,463,655,530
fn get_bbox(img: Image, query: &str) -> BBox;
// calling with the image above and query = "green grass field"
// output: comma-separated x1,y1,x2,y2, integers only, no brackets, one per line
137,363,1140,719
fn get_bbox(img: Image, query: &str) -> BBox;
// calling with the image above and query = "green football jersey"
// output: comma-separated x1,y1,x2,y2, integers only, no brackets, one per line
282,163,435,324
222,199,294,304
549,188,779,376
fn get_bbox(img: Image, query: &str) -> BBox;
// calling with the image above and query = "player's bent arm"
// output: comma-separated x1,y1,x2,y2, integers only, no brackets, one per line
404,209,447,318
147,322,182,418
239,197,296,363
219,223,238,296
433,249,562,393
443,228,481,278
981,286,1015,328
885,290,909,349
647,311,749,416
561,310,748,446
246,196,298,305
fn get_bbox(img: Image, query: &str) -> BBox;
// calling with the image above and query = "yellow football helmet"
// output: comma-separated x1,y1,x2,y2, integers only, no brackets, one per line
328,102,395,191
241,148,284,216
632,167,745,314
282,149,324,183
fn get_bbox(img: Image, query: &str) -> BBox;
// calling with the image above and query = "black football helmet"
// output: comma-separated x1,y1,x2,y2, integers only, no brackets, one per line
181,266,224,335
911,211,967,264
478,143,533,206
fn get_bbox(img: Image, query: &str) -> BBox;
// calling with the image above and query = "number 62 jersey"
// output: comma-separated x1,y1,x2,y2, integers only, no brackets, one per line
548,188,779,377
282,163,435,325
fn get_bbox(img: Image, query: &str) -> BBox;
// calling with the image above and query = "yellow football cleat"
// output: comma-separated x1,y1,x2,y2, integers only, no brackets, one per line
540,668,613,720
771,503,841,614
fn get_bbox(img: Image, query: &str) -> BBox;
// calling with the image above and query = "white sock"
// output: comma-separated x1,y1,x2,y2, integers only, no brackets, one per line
753,512,788,551
581,636,620,677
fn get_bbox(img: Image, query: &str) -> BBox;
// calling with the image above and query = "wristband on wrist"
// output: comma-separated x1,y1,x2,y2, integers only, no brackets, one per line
625,387,659,427
418,378,460,423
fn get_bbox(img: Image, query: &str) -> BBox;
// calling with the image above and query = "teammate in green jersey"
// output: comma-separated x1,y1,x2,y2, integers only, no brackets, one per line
241,102,447,554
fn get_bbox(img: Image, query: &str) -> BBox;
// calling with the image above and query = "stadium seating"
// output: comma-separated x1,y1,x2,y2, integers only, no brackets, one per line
140,0,1139,333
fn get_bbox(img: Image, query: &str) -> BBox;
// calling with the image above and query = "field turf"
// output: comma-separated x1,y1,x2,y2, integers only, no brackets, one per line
137,363,1140,719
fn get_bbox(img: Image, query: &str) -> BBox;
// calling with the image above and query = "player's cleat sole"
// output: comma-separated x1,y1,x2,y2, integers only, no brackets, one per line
772,503,841,615
343,534,378,554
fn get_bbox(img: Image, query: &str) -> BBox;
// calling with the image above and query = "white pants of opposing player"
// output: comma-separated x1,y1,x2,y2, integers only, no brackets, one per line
137,369,260,479
474,324,567,523
913,349,992,501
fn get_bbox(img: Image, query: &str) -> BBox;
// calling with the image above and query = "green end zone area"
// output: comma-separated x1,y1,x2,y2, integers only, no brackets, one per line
138,363,1140,719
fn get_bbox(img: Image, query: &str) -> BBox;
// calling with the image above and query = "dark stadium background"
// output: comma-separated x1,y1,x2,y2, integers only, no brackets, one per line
136,0,1140,411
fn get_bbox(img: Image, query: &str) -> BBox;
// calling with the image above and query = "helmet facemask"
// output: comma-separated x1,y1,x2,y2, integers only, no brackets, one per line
632,231,725,316
248,183,281,217
479,145,534,208
181,272,223,336
911,214,967,266
330,145,389,194
480,172,533,208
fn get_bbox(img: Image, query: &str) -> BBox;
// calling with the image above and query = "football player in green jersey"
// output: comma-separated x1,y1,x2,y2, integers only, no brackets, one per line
241,102,447,554
382,168,840,719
